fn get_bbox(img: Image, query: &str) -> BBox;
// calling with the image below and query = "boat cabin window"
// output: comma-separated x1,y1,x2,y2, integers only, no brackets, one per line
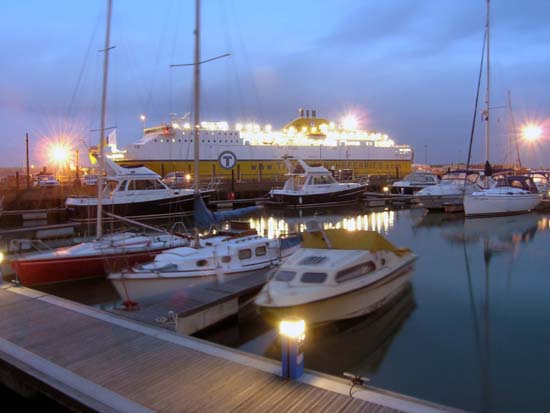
274,270,296,282
238,249,252,260
255,246,267,256
335,261,376,283
301,272,328,283
196,259,208,267
221,256,231,263
117,180,128,191
299,256,327,265
311,175,336,185
130,180,163,190
104,180,118,194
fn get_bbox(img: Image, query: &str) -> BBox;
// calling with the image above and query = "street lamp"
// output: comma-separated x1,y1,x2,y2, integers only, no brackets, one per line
140,114,147,130
522,123,542,142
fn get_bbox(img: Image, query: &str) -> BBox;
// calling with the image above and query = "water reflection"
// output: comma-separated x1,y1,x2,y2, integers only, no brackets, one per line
280,282,416,377
247,209,396,238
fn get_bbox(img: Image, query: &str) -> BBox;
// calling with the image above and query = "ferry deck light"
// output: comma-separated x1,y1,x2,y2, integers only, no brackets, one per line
341,114,358,131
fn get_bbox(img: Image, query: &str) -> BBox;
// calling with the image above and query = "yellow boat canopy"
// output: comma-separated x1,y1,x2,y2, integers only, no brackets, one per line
301,229,411,256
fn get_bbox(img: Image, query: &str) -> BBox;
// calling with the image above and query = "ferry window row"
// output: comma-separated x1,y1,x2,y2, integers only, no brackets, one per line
153,138,237,144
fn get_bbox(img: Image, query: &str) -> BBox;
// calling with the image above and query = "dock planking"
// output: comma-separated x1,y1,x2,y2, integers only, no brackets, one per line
0,285,462,413
108,270,269,332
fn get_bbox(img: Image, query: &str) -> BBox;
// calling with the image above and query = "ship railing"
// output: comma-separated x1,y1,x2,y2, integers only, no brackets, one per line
8,238,52,255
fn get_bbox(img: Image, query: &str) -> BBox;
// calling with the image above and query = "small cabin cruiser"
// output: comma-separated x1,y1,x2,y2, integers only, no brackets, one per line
464,175,541,217
268,157,367,207
254,227,416,325
108,229,301,302
391,170,439,195
66,158,213,221
415,169,483,210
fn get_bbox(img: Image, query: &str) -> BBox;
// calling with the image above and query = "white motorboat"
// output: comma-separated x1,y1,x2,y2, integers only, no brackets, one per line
464,175,542,217
254,227,416,325
415,169,483,210
269,157,367,207
108,229,301,302
66,158,214,222
391,170,439,195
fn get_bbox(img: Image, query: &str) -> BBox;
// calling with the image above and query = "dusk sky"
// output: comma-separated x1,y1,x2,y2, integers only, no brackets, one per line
1,0,549,168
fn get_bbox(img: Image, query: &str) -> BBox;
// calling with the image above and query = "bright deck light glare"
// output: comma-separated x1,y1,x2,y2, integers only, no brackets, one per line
279,318,305,339
341,115,358,130
522,123,542,142
0,251,4,264
185,174,191,181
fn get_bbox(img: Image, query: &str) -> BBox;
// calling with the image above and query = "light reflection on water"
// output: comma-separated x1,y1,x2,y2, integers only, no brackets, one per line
204,209,550,413
247,209,396,238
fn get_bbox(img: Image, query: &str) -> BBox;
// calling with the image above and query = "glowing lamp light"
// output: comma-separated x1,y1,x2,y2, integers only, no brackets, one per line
341,114,358,130
522,123,542,142
382,186,389,193
49,144,71,165
185,174,191,181
139,114,146,122
279,318,305,339
0,251,4,264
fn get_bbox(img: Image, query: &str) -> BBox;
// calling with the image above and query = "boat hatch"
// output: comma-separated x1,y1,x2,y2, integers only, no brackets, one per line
299,256,328,265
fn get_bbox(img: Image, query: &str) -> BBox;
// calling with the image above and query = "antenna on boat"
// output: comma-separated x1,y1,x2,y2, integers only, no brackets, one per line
96,0,114,240
483,0,491,165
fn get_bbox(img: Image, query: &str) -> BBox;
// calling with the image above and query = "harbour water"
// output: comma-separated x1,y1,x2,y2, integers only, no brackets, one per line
12,207,550,412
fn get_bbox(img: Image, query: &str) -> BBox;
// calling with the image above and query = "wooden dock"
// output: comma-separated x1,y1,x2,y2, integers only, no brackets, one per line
109,271,269,335
0,284,462,413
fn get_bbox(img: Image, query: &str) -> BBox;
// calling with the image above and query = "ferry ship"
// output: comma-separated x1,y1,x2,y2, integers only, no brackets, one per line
107,109,413,181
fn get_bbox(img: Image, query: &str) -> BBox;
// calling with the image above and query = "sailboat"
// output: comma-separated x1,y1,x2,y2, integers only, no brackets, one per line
463,0,542,217
107,0,301,303
9,0,189,287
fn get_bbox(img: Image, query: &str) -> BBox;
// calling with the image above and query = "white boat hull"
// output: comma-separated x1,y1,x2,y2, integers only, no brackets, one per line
464,193,541,217
110,267,270,302
416,194,465,210
256,265,413,325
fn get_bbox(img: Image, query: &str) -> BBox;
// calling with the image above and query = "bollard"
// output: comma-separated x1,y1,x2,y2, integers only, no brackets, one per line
279,318,305,379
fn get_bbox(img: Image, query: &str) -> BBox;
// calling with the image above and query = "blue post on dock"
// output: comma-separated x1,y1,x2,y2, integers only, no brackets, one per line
279,318,305,379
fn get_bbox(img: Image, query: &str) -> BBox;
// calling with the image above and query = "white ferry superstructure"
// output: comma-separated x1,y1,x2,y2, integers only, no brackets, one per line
107,109,413,180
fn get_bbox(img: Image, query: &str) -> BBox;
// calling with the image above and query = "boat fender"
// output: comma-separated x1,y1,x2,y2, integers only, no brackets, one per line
228,192,236,200
122,300,139,311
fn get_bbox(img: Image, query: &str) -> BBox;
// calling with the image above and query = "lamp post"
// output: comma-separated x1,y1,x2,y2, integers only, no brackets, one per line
279,318,305,379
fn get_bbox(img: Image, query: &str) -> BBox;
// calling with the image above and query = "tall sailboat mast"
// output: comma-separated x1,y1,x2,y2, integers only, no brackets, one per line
484,0,491,163
96,0,113,239
193,0,201,193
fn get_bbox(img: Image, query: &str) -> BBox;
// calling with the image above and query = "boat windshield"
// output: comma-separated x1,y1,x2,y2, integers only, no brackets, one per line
441,171,479,184
495,176,537,192
283,176,307,191
403,172,437,183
